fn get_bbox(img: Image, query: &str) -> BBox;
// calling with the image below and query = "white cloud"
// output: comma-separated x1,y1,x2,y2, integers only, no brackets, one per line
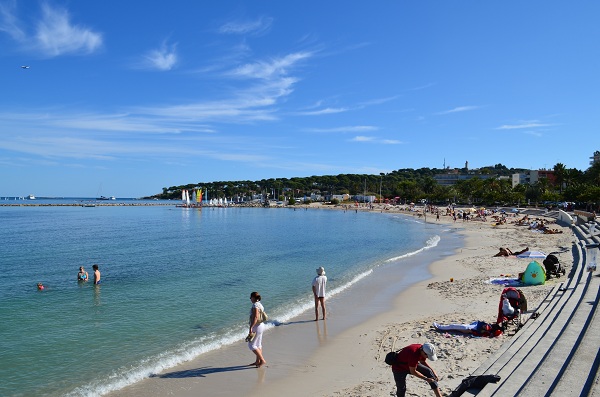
496,122,553,130
307,126,378,133
0,1,25,40
350,136,401,144
33,3,102,56
436,105,480,115
229,52,311,80
351,136,374,142
296,107,349,116
218,16,273,36
381,139,402,144
140,40,178,71
358,96,400,106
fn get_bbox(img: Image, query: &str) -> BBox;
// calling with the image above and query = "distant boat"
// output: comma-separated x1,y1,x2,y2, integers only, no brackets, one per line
27,194,36,200
97,196,110,200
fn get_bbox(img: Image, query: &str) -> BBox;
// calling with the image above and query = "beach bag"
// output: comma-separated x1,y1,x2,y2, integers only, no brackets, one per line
384,351,398,365
449,375,501,397
259,309,269,324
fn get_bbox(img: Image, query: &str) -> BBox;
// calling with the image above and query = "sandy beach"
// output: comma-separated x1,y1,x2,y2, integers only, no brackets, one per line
108,206,574,397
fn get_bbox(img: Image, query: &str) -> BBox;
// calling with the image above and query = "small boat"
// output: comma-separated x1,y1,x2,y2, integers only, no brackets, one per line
97,196,110,200
176,189,202,208
27,194,36,200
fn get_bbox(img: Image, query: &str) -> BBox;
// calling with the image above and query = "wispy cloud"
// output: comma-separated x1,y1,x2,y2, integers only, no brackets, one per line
405,82,435,92
139,40,178,71
229,52,311,79
307,126,378,133
296,107,349,116
136,51,312,122
523,131,543,137
358,95,400,106
496,121,554,130
34,3,102,57
0,2,102,56
351,136,374,142
350,136,401,144
0,1,25,40
218,16,273,36
436,105,481,115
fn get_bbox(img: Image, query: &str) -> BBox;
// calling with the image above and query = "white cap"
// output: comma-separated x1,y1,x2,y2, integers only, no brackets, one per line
422,343,438,361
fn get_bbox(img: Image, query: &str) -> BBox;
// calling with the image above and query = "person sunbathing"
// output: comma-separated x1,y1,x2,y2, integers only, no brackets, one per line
493,247,528,257
432,321,503,337
543,228,563,234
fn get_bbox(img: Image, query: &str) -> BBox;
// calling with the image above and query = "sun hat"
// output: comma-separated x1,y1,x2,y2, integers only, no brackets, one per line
422,343,438,361
316,266,326,275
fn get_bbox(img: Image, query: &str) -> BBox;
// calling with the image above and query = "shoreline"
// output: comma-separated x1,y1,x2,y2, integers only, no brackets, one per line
107,208,574,397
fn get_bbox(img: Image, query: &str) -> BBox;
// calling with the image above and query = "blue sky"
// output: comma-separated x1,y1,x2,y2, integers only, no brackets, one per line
1,1,598,197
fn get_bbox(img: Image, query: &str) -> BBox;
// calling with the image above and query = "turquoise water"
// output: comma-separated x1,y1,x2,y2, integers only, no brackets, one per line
0,204,452,396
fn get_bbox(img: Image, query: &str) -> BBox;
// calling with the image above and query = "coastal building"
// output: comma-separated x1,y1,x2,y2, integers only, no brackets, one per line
433,172,496,186
353,195,377,203
591,150,600,165
331,194,350,202
511,169,555,188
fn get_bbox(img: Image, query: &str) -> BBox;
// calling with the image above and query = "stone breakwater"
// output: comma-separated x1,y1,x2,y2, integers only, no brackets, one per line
0,203,174,207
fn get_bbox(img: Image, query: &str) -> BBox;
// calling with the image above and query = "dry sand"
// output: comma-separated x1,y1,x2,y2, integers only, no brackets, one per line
108,207,575,397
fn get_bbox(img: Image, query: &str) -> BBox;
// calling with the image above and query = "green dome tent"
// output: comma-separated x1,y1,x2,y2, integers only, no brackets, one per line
521,261,546,285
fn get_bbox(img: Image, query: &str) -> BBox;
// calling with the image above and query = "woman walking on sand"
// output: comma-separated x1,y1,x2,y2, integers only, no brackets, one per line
247,291,267,368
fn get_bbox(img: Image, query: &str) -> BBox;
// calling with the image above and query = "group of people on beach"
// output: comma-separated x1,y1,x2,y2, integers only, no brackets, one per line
246,265,443,397
245,266,328,369
36,264,101,291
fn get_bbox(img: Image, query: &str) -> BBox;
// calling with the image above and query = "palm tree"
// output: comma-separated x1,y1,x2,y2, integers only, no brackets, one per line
553,163,566,193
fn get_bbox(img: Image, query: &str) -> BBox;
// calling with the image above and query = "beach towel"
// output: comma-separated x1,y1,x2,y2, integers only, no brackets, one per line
487,277,522,287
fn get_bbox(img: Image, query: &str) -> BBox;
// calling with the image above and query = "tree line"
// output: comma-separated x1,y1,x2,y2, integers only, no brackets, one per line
146,162,600,209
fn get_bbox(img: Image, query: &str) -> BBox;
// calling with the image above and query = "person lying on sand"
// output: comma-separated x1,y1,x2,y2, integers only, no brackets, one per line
493,247,528,257
433,321,503,337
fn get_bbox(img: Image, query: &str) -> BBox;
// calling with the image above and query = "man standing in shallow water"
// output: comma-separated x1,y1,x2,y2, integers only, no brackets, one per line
92,264,101,284
312,266,327,321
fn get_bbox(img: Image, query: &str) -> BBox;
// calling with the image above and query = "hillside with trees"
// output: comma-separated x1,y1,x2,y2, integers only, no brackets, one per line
146,162,600,210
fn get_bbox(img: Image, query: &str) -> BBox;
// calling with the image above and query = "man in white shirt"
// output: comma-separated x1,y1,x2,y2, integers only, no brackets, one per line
312,266,327,321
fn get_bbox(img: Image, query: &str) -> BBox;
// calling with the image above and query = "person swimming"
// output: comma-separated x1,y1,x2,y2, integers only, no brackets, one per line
77,266,89,282
37,282,45,290
92,264,101,284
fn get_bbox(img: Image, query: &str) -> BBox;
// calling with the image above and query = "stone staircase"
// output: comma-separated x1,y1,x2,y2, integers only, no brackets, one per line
462,222,600,396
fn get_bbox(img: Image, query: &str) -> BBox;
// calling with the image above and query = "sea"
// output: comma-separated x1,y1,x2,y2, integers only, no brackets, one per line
0,198,462,397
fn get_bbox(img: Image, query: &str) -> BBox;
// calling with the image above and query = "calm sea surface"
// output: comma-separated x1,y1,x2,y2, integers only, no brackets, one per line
0,201,457,396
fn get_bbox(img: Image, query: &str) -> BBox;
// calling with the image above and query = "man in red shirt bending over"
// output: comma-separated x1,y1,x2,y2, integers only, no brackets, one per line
391,342,441,397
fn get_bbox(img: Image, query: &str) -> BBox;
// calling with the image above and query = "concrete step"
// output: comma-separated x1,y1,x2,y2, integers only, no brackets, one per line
465,242,586,396
549,276,600,396
480,245,590,396
515,272,598,396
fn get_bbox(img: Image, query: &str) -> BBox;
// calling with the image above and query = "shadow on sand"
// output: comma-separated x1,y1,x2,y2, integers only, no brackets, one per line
154,365,254,378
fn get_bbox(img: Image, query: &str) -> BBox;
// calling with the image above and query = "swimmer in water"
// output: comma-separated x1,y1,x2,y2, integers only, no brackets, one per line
92,264,101,284
77,266,89,282
37,282,45,290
